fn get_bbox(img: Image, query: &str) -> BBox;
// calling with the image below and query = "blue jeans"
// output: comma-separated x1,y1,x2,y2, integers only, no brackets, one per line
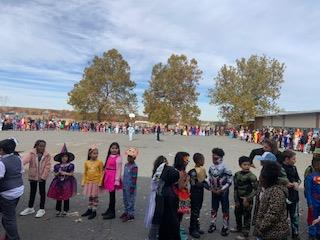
123,188,136,216
0,196,20,240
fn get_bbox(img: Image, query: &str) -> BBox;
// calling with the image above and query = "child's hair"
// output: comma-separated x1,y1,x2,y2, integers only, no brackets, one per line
263,139,278,154
282,150,296,160
193,153,204,165
152,155,167,176
0,139,16,154
174,151,189,171
212,148,225,157
34,139,46,148
105,142,120,167
87,148,98,160
238,156,251,165
260,161,281,188
312,156,320,168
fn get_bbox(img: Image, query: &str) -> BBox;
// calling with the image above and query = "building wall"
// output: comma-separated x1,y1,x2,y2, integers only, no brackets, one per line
255,112,320,129
284,113,316,128
262,117,272,126
272,116,284,127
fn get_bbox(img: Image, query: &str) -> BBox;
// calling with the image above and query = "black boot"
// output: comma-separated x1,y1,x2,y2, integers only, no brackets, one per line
103,210,115,220
101,209,110,217
81,209,92,217
189,230,200,239
88,210,97,220
220,227,229,237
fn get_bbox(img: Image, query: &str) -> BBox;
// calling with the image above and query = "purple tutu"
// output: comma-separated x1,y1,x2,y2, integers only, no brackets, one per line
47,163,77,200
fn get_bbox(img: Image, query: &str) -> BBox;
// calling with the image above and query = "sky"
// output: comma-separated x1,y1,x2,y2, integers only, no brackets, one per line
0,0,319,121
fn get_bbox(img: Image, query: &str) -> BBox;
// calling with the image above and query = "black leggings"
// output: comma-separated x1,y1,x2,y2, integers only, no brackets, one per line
28,180,46,209
56,200,70,212
108,191,116,211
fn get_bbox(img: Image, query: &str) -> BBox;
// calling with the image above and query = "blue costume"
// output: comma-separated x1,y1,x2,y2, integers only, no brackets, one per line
123,162,138,217
305,172,320,237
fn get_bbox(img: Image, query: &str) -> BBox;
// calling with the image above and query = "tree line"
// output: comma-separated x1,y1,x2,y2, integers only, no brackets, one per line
68,49,285,125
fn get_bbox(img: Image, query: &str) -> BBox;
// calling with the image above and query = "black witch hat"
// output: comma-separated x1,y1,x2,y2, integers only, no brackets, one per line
54,143,75,162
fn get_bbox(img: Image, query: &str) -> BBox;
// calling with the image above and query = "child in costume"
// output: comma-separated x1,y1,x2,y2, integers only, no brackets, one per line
81,146,104,219
174,152,191,240
208,148,232,236
121,147,139,222
232,156,258,240
282,150,301,240
305,153,320,239
47,144,77,216
20,140,51,218
188,153,210,239
102,142,122,220
145,156,168,240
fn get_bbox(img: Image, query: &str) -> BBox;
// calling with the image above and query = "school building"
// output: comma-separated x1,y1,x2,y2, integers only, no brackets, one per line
254,111,320,130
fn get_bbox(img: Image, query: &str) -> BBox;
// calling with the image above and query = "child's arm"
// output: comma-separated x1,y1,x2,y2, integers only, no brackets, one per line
99,161,104,186
53,164,60,176
81,162,87,186
244,173,258,202
115,156,122,186
22,152,32,166
188,169,197,187
221,167,232,191
305,175,314,207
233,173,240,205
61,164,75,176
41,154,52,181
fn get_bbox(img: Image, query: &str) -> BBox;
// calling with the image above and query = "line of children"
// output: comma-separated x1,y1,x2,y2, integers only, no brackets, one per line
13,138,320,240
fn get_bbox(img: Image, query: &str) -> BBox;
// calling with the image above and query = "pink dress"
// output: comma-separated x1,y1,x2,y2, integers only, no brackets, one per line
103,154,122,192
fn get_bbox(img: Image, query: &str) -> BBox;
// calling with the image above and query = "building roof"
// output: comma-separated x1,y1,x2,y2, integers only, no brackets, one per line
256,110,320,118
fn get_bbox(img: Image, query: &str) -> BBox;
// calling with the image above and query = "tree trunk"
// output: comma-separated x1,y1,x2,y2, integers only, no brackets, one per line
97,109,102,122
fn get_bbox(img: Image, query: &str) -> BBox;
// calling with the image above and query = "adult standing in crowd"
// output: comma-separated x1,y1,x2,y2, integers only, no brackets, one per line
156,124,161,142
0,138,24,240
253,161,289,240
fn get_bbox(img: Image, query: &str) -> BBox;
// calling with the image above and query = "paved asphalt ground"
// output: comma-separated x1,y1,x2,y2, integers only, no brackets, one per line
0,131,313,240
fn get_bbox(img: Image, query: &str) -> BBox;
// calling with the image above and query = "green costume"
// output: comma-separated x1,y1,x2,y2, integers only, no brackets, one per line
234,171,258,236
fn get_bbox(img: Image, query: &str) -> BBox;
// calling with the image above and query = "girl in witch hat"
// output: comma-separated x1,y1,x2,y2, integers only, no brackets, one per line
47,144,77,216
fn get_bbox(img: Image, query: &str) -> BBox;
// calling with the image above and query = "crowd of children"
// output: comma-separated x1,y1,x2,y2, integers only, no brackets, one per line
3,137,320,240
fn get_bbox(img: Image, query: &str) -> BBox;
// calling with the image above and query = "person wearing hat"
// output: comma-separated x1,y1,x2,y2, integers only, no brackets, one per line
120,147,139,222
0,138,24,240
47,144,77,217
20,140,51,218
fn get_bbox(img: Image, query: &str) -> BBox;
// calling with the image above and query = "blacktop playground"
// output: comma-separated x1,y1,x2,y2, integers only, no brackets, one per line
0,131,312,240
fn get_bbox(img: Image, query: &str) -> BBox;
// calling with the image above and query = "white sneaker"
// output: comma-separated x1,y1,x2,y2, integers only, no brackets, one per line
20,208,35,216
35,209,46,218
